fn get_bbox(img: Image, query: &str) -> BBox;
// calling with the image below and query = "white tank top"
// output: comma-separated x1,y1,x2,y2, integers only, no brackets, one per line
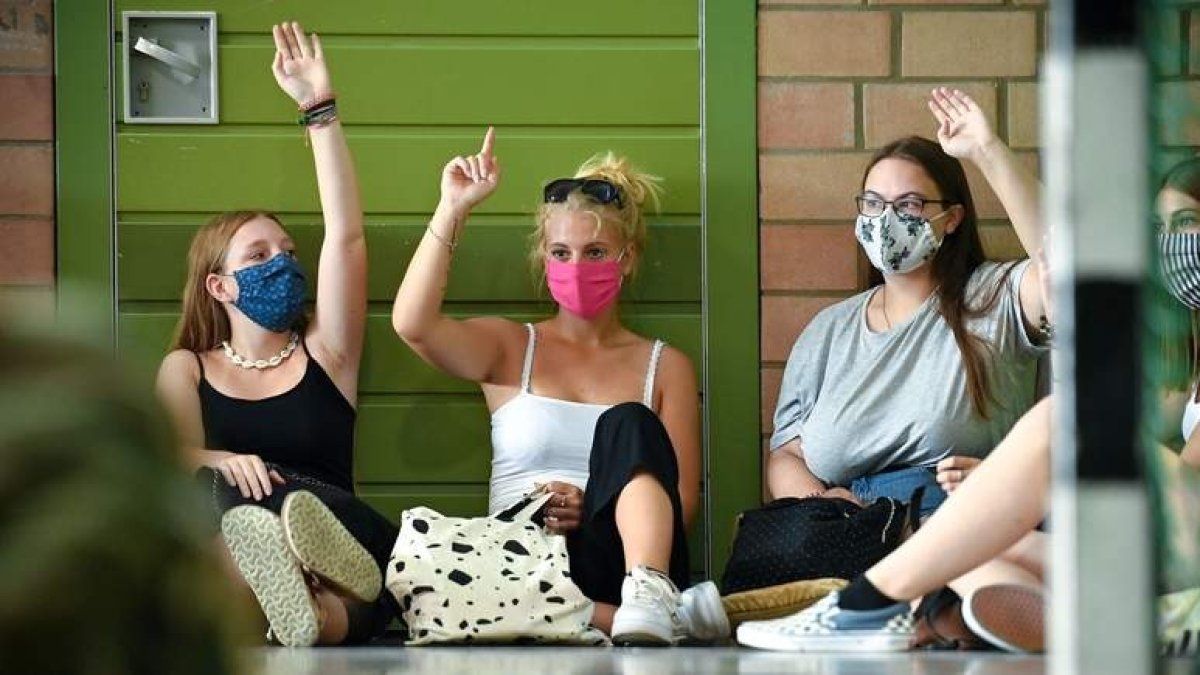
488,323,665,514
1184,386,1200,441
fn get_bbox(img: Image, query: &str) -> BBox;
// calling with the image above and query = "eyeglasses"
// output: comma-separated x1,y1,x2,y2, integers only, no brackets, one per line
855,194,950,218
543,178,624,209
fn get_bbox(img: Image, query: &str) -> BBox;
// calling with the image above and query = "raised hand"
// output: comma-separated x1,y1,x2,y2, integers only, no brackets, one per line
927,87,999,162
439,127,501,213
271,22,332,107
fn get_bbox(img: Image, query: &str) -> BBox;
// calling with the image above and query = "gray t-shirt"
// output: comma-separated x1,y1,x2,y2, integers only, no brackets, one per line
770,260,1047,486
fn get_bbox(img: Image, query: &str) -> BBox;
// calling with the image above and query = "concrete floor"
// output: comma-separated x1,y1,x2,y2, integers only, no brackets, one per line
248,647,1193,675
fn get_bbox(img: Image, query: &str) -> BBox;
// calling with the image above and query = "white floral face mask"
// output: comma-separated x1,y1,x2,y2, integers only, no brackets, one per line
855,208,946,274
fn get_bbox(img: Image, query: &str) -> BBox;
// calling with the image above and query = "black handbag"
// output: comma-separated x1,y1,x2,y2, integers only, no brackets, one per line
720,489,923,595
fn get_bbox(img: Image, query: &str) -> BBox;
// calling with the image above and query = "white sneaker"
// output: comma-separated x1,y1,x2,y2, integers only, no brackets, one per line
676,581,730,642
611,565,680,646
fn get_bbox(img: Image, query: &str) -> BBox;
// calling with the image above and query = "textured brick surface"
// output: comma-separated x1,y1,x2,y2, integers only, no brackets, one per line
761,225,859,291
863,82,997,149
759,82,855,149
760,11,891,77
0,74,52,140
761,154,868,221
0,0,53,70
901,12,1037,77
0,146,53,215
0,219,53,284
761,295,844,362
1007,81,1039,149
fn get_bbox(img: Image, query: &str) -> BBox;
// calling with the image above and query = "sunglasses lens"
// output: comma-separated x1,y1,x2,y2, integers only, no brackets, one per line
542,178,623,207
543,179,578,203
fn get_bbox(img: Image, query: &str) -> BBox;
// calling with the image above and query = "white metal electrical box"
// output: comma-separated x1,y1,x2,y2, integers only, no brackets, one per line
122,11,218,124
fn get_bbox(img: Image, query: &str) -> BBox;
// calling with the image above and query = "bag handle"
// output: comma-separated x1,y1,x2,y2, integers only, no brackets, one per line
494,488,554,523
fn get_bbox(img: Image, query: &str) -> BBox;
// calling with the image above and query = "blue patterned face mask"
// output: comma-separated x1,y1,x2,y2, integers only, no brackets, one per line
228,253,308,332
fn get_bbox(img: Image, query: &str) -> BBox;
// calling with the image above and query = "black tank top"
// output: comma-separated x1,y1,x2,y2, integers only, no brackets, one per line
196,340,355,492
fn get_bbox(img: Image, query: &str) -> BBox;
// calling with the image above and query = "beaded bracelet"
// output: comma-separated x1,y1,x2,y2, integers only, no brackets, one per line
298,99,338,127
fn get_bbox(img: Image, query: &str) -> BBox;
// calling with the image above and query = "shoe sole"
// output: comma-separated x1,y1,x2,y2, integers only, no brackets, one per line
962,584,1044,654
685,581,731,641
281,491,381,603
221,505,319,648
736,623,911,652
611,630,673,647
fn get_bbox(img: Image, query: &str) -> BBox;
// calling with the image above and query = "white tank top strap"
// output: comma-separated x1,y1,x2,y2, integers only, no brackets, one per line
520,323,537,393
642,339,665,408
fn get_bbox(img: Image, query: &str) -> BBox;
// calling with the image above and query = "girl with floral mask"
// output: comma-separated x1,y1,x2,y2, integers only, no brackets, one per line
155,23,398,647
766,88,1052,629
391,131,727,645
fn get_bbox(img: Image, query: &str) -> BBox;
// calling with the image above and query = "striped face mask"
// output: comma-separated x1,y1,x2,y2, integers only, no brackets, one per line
1159,232,1200,309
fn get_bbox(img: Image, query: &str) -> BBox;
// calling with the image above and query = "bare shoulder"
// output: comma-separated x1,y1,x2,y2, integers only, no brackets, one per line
158,349,200,382
656,344,697,390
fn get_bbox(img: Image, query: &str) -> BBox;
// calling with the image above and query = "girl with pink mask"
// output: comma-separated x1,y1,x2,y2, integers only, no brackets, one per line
391,129,728,645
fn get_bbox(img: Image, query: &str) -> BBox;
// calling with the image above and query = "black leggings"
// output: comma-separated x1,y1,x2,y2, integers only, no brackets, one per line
198,465,400,643
566,402,691,606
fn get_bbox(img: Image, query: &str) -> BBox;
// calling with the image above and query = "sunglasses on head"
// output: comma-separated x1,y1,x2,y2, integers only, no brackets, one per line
542,178,624,209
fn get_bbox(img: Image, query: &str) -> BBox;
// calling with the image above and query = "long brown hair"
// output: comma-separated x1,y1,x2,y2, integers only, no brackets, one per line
863,137,1013,419
1159,157,1200,392
171,210,284,352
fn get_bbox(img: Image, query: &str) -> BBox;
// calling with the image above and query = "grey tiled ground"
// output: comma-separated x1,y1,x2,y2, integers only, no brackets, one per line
253,647,1060,675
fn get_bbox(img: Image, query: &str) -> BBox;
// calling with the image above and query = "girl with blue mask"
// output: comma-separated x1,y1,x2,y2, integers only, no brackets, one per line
154,22,397,648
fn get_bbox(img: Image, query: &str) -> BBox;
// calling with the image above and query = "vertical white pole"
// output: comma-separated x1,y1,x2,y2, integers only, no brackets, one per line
1046,2,1156,674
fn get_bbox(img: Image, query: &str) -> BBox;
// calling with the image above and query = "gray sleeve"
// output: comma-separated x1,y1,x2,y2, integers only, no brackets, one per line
768,318,828,452
1000,259,1048,358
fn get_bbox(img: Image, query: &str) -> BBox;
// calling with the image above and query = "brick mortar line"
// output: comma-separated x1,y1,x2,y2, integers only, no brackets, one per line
891,8,902,80
0,140,53,147
0,68,53,75
853,80,866,149
0,214,53,222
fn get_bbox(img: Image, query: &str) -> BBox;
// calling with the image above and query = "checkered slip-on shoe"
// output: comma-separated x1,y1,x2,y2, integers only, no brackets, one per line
736,590,914,652
280,490,381,603
221,505,320,647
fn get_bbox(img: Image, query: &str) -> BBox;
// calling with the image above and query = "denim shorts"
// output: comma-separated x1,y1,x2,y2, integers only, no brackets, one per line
850,465,947,518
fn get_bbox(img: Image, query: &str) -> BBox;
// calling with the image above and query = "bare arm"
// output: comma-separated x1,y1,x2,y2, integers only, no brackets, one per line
766,438,827,499
655,347,702,528
155,350,211,471
155,350,284,500
392,127,519,383
929,87,1047,332
270,23,367,400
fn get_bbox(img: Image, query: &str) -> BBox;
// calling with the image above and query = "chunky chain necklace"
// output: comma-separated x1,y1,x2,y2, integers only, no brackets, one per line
221,332,299,370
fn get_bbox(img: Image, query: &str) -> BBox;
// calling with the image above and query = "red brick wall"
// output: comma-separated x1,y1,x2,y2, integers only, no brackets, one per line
0,0,54,310
757,0,1047,437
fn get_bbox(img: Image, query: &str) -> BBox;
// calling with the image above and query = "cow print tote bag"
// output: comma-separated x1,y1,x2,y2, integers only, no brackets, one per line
385,489,607,645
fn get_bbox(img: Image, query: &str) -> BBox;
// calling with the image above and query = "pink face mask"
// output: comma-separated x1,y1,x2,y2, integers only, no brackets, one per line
545,258,623,319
